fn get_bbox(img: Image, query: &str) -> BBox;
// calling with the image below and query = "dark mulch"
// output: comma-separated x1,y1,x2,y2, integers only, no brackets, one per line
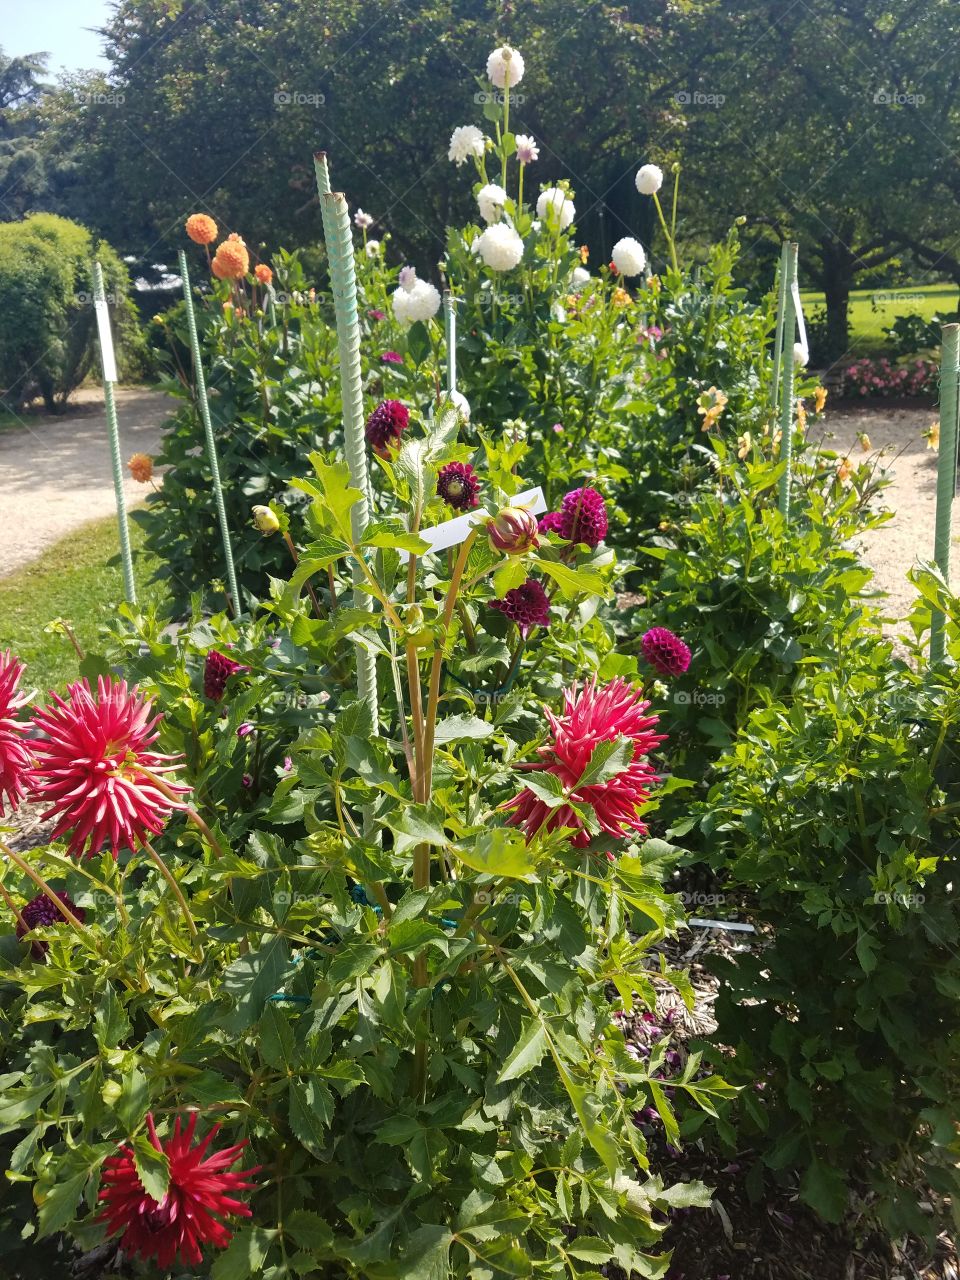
632,925,959,1280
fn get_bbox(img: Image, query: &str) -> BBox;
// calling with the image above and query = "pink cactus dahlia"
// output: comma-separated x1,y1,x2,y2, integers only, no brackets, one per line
97,1113,258,1269
0,650,31,816
505,677,665,847
29,677,190,859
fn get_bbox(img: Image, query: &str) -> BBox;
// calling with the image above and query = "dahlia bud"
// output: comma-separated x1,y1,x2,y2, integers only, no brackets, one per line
487,506,539,556
252,504,280,535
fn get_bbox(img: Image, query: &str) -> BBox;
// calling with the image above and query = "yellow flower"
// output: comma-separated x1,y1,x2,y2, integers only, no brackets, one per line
252,504,281,535
579,244,589,263
796,400,807,433
612,287,632,308
813,385,828,414
836,456,854,485
927,422,940,451
772,429,782,448
737,432,752,460
697,387,728,431
658,519,670,531
857,432,871,452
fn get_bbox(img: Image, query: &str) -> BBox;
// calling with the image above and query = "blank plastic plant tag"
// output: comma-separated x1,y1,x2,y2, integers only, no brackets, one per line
689,917,756,933
791,278,809,367
95,299,119,383
397,486,546,564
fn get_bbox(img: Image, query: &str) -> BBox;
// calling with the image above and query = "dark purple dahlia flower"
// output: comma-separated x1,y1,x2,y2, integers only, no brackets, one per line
490,579,551,638
640,627,691,677
437,462,480,511
365,399,409,457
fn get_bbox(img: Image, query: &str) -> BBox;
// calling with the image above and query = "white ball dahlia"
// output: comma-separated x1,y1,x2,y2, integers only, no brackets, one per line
477,183,508,224
536,187,575,230
611,237,646,277
398,264,417,290
793,342,808,366
476,224,524,272
635,164,664,196
571,266,591,289
486,45,525,89
515,134,539,165
449,124,486,166
391,274,441,324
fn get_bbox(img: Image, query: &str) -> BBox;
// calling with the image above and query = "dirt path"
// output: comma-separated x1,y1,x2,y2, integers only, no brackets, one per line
825,404,941,643
0,388,172,577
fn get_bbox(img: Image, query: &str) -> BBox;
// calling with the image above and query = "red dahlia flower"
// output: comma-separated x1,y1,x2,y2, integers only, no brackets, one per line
203,650,248,701
98,1113,258,1270
641,627,691,677
29,677,190,859
505,677,665,847
490,579,551,637
538,487,608,548
0,650,31,816
366,399,409,457
16,891,85,959
437,461,480,511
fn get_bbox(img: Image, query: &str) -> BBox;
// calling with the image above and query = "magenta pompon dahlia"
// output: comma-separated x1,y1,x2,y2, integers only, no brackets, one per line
504,677,665,848
203,650,248,701
641,627,692,677
29,677,190,859
16,891,85,958
559,487,608,547
0,649,31,816
490,579,551,638
365,399,410,457
437,461,481,511
97,1113,258,1270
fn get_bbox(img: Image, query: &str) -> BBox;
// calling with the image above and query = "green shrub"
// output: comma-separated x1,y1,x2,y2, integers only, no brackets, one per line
0,213,138,412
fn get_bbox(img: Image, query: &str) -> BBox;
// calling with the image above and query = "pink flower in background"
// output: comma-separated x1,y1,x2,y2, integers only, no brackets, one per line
0,650,31,816
365,399,410,457
490,579,551,637
97,1113,258,1270
641,627,692,677
380,351,403,364
16,891,85,958
204,650,248,701
29,677,190,859
368,308,386,321
505,677,665,847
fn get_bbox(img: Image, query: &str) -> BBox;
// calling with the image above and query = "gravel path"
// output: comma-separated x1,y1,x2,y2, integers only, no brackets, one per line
0,388,171,577
824,404,941,643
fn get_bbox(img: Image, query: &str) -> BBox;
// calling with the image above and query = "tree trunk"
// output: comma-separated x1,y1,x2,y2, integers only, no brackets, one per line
818,236,856,364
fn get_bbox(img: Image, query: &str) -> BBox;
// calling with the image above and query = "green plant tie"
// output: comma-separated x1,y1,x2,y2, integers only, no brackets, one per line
92,261,137,604
931,322,960,663
444,290,457,394
769,241,790,412
314,171,379,728
777,243,799,521
177,249,242,617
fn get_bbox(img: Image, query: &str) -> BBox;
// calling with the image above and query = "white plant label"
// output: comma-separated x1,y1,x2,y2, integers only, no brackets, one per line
397,486,547,564
791,278,809,367
95,299,119,384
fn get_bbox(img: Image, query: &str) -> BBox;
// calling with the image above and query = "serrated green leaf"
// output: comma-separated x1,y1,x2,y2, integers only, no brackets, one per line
497,1018,548,1082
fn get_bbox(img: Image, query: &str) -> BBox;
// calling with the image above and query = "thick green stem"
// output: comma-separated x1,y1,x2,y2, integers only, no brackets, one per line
652,192,679,275
0,841,91,942
140,839,201,953
177,250,242,616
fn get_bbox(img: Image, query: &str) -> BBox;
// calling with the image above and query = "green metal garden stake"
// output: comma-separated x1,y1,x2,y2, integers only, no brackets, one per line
92,261,137,604
930,322,960,664
769,241,790,412
444,291,457,394
318,188,379,725
777,243,799,521
177,250,242,618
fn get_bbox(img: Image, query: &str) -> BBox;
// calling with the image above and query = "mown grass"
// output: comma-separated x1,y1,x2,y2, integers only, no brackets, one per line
0,514,165,691
800,281,958,354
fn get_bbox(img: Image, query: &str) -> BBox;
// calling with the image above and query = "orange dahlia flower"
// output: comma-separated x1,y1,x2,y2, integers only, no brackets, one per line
128,453,153,483
185,213,217,245
212,240,250,280
254,264,273,285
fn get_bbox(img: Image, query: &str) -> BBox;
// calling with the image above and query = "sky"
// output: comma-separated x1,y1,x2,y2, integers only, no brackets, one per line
4,0,113,76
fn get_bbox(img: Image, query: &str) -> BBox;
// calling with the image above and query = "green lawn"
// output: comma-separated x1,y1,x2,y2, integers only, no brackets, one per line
800,281,957,353
0,514,165,691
